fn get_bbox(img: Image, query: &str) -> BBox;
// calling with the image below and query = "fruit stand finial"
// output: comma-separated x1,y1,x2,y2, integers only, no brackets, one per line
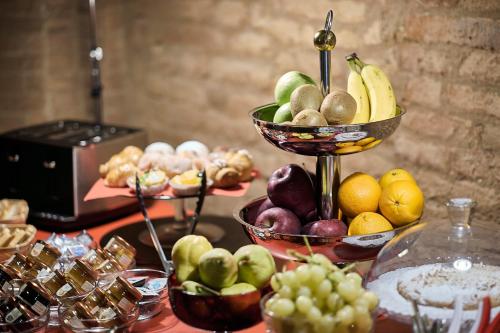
314,10,336,97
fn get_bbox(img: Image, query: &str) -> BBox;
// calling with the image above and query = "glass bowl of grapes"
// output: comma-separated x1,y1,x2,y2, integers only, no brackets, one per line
261,251,378,333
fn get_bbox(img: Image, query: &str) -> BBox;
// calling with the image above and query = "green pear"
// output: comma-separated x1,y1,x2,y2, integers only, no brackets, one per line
220,283,257,296
181,281,214,295
171,235,213,283
234,245,276,289
199,248,238,289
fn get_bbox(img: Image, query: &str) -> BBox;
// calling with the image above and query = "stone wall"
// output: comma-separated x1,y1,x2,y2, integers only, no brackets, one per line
0,0,498,227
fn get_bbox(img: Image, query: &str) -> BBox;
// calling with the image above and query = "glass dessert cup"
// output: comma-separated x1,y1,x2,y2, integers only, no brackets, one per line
120,268,169,320
57,304,139,333
233,196,419,263
168,272,265,332
365,198,500,330
0,307,49,333
261,292,375,333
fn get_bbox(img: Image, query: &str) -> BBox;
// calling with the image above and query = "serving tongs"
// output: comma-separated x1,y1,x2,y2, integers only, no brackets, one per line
134,171,208,273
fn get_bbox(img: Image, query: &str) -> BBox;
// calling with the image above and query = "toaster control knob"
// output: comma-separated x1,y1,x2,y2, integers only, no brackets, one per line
43,161,56,169
7,154,19,162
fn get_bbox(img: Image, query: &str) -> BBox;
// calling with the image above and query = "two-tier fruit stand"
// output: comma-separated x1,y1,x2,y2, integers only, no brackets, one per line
234,11,413,263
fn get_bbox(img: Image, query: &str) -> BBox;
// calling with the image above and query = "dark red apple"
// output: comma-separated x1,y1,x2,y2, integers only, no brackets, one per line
267,164,316,221
301,219,347,237
246,197,275,225
255,207,301,234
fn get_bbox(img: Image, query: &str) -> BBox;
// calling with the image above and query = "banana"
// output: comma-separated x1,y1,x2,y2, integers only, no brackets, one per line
347,64,370,124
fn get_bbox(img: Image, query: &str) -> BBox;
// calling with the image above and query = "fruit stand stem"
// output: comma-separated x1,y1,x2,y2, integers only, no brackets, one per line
315,10,341,220
316,155,341,220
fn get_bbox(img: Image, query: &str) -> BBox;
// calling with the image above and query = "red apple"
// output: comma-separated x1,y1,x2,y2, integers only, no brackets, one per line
267,164,316,221
301,219,347,237
255,207,301,234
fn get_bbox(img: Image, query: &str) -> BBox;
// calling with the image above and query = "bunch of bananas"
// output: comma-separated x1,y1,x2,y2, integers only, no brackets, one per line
346,53,397,123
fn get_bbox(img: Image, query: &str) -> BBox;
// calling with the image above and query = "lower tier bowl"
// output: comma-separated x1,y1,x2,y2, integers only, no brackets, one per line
233,196,419,263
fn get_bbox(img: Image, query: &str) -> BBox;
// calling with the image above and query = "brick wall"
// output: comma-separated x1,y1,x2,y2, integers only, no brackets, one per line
0,0,498,227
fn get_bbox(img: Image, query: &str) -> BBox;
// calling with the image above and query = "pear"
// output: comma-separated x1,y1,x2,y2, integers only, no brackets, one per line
198,248,238,289
292,109,328,126
220,283,257,296
234,245,276,289
290,84,323,117
171,235,213,283
181,281,215,296
320,89,357,125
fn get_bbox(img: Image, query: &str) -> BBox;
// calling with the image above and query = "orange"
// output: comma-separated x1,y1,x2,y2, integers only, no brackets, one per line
379,180,424,226
348,212,393,236
338,172,381,218
379,168,416,189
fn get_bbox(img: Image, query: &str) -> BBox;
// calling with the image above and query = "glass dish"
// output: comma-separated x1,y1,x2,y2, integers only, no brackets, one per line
97,259,136,287
0,306,49,333
58,304,139,333
233,196,418,263
366,198,500,329
47,286,95,328
168,272,264,332
260,292,375,333
120,268,169,321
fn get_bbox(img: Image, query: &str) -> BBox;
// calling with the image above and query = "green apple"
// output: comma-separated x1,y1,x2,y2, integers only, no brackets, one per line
199,248,238,289
220,283,257,296
273,102,293,123
274,71,316,106
171,235,213,283
234,245,276,289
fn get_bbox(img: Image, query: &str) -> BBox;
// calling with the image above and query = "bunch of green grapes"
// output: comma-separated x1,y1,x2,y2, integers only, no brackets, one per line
264,253,378,333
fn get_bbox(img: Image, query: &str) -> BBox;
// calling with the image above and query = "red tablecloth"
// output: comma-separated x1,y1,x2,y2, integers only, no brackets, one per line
37,201,409,333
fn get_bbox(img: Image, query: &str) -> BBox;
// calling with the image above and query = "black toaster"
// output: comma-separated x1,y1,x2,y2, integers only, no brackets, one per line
0,120,148,230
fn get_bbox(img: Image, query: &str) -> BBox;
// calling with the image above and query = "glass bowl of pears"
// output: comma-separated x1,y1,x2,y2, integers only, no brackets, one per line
167,235,275,332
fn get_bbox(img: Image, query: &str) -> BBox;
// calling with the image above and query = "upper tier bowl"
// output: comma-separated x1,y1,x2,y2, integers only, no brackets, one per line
251,104,405,156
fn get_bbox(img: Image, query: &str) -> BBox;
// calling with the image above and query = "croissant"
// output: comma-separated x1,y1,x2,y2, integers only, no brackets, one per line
226,151,253,182
214,167,240,188
104,162,138,187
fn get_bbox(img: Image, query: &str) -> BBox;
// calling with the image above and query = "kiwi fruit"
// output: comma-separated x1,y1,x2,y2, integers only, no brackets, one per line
292,109,328,126
320,89,357,125
290,84,323,117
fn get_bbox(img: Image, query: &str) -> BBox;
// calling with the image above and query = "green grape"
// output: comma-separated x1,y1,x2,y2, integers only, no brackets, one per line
353,297,370,312
361,291,379,311
282,270,299,289
316,279,333,297
295,295,313,314
335,324,351,333
296,286,312,298
306,306,322,322
278,285,294,299
314,295,325,310
354,309,373,333
336,304,355,326
310,265,326,285
326,292,343,313
265,294,280,310
317,314,335,333
338,280,361,303
271,298,296,317
295,264,311,283
311,253,333,269
328,270,346,284
346,272,363,288
270,274,281,292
